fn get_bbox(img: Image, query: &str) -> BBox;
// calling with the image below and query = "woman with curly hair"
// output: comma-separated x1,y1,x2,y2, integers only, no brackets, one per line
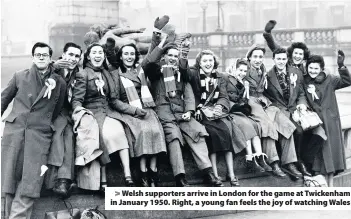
303,52,351,184
263,20,310,75
186,50,247,186
111,43,167,187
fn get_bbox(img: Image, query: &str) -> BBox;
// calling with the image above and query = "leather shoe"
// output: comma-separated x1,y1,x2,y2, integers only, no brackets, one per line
282,163,302,181
203,169,223,187
257,155,273,172
284,163,302,176
271,162,286,177
246,158,265,173
53,179,72,198
175,174,190,187
297,162,312,177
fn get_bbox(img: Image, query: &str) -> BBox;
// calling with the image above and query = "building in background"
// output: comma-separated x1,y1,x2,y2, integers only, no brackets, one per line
1,0,351,57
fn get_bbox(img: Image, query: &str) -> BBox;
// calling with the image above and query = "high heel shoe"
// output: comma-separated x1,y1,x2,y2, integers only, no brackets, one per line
124,176,135,187
226,175,240,187
148,169,160,187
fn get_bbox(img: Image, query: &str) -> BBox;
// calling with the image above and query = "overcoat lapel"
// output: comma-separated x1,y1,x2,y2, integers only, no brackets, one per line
267,67,284,97
30,65,48,107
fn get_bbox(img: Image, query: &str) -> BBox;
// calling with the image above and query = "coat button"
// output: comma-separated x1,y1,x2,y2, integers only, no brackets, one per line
47,113,51,118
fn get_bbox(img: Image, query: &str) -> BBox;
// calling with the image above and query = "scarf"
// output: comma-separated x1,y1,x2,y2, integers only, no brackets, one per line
119,66,155,109
86,62,106,96
161,64,180,97
197,69,220,110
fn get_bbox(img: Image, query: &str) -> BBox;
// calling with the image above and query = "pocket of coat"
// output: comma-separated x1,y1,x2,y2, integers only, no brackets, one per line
2,114,17,123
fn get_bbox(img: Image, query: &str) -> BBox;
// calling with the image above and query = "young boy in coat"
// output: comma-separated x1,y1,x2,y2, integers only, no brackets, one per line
142,17,222,187
45,42,83,198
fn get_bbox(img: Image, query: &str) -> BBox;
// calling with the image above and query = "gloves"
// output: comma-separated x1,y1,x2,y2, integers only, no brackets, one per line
135,108,147,118
195,109,202,121
337,50,345,68
105,37,116,50
296,104,307,112
154,15,170,31
162,23,177,43
175,33,192,59
264,20,277,33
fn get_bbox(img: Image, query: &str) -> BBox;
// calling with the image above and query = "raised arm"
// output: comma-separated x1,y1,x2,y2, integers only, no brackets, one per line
332,50,351,90
104,38,120,70
52,76,67,121
1,71,18,116
262,20,282,52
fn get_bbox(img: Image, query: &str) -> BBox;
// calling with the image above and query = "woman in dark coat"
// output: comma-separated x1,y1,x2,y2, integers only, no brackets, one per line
226,59,272,173
303,52,351,182
72,43,134,189
112,43,167,187
186,50,247,186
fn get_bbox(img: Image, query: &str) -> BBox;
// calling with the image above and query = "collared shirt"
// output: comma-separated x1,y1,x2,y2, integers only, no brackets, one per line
276,67,290,102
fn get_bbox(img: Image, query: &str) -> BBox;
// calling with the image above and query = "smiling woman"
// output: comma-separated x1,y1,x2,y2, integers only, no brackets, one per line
72,43,135,190
111,42,167,187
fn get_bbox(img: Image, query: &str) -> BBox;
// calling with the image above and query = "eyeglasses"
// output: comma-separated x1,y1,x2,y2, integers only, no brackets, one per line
34,53,50,58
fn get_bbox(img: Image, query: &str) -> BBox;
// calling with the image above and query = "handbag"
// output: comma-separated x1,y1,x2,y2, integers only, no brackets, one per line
292,109,323,131
229,103,252,116
303,175,328,187
44,199,81,219
200,82,228,121
201,105,227,120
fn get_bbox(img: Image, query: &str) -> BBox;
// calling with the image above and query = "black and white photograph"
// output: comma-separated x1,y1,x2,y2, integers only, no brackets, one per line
1,0,351,218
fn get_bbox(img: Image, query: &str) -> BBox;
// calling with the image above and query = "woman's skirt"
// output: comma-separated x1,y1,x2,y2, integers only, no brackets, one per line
117,108,167,158
102,116,129,154
201,117,233,154
229,112,259,141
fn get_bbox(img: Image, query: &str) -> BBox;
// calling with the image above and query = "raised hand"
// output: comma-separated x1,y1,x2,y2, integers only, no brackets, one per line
264,20,277,33
154,15,170,31
53,59,71,69
337,50,345,68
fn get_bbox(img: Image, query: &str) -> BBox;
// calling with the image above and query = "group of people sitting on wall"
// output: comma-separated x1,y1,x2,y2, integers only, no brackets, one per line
2,17,350,219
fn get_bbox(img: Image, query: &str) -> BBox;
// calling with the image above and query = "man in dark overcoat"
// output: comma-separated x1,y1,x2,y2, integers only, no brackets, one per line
1,42,66,219
45,42,82,197
142,28,222,187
